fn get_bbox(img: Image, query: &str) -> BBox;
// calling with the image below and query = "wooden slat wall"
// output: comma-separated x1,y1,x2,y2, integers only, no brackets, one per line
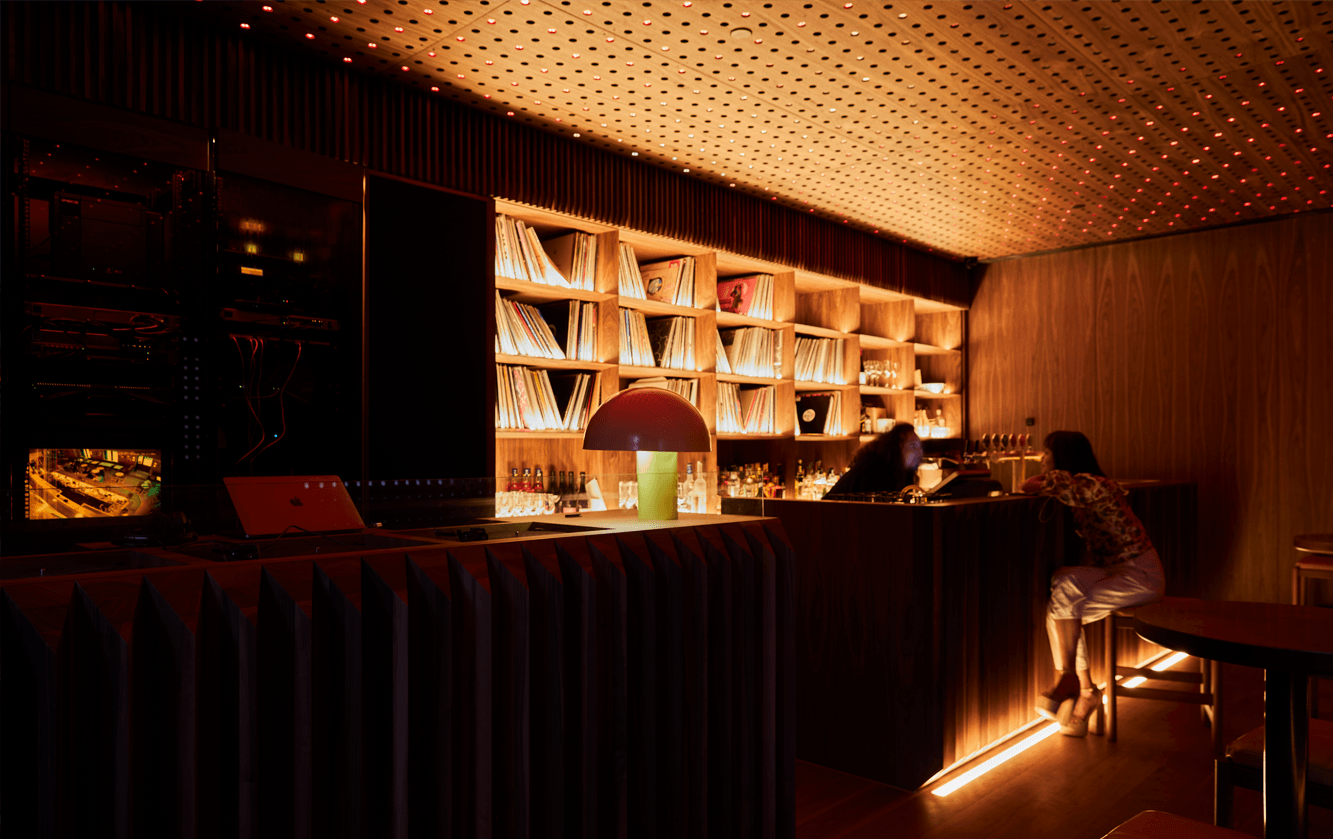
970,214,1333,605
0,520,796,839
0,0,969,309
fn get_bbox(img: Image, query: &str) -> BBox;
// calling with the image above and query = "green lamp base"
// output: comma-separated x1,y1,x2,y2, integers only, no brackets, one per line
635,450,678,521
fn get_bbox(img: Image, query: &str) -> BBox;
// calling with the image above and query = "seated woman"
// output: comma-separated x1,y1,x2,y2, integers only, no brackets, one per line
825,423,923,496
1022,431,1164,737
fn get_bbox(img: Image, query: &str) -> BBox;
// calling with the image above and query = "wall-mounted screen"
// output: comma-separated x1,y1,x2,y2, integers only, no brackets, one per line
26,448,163,520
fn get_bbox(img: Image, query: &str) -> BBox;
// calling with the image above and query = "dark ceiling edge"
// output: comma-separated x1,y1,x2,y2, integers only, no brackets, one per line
978,207,1333,266
163,2,971,271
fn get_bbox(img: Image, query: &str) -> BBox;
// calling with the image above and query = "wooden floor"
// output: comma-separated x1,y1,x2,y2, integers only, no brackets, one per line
796,661,1333,838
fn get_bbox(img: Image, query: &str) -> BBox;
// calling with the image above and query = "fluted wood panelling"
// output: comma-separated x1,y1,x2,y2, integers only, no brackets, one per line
0,520,797,838
970,213,1333,604
0,0,968,308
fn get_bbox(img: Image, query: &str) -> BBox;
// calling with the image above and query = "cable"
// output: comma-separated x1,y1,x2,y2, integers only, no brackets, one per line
252,340,303,463
233,336,267,466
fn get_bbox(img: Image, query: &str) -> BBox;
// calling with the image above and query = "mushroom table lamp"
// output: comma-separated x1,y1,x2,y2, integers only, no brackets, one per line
582,388,712,520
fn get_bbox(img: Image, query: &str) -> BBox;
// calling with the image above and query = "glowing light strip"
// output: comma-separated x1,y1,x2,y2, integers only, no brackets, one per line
931,723,1062,796
1115,652,1191,691
932,653,1193,797
1152,651,1190,672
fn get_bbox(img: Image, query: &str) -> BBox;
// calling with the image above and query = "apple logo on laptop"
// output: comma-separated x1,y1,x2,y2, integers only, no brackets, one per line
290,497,304,506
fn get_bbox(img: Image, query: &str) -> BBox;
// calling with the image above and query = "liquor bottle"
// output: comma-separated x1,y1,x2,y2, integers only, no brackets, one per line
521,467,533,493
533,466,545,493
507,467,519,491
693,459,707,513
682,463,692,511
556,470,566,496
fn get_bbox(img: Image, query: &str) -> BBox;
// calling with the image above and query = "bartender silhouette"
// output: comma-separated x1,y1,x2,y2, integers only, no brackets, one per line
825,423,922,496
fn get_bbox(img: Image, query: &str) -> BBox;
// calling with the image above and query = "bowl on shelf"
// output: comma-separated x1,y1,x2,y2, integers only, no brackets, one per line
919,382,947,394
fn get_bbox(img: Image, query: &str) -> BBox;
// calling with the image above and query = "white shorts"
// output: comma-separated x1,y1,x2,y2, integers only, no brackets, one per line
1046,548,1165,672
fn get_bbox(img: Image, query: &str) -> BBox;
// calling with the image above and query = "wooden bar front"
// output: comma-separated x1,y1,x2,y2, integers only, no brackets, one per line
728,481,1198,790
0,512,797,839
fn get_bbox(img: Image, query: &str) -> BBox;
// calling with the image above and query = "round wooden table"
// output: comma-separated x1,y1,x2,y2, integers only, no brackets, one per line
1134,597,1333,839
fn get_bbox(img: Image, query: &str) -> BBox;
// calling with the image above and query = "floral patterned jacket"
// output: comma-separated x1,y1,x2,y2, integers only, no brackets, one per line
1021,470,1154,567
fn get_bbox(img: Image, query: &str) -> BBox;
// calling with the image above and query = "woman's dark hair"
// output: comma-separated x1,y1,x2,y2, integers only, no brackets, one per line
847,422,919,488
1043,431,1106,477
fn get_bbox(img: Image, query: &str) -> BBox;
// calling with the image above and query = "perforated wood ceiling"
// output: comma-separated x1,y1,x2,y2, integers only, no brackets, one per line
199,1,1333,259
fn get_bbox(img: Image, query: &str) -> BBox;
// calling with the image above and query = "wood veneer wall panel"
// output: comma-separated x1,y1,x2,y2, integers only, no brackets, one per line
0,1,969,309
971,214,1333,604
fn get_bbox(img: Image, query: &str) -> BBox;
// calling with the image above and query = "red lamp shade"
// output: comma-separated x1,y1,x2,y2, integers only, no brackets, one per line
582,388,712,452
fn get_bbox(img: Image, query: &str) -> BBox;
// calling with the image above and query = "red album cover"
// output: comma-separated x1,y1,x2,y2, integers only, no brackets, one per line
717,275,760,315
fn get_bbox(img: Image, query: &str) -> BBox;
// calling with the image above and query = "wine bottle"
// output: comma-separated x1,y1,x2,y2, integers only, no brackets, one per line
533,466,545,493
693,459,707,513
521,467,532,493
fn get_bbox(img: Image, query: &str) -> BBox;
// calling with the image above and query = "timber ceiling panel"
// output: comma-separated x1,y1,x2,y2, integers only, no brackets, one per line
195,0,1333,259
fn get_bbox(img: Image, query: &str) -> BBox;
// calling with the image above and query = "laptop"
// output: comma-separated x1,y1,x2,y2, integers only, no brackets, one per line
223,475,365,538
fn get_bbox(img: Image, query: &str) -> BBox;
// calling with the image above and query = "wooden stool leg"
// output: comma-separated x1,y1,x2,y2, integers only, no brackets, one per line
1293,563,1302,606
1105,616,1117,743
1210,659,1224,758
1200,657,1211,726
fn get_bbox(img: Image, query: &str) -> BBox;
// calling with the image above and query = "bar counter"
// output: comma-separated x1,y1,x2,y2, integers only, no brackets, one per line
725,481,1198,790
0,511,796,839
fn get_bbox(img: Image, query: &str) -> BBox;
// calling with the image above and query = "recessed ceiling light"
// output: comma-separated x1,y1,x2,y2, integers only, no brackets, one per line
731,28,751,39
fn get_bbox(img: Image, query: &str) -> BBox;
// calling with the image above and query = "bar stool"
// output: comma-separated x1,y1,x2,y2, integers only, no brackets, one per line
1293,533,1333,606
1293,532,1333,719
1214,718,1333,828
1104,607,1223,756
1100,810,1250,838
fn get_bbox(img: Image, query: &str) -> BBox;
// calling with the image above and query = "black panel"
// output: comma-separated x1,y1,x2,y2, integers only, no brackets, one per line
364,175,494,482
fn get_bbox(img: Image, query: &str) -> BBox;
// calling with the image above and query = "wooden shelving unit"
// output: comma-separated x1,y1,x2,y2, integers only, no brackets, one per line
492,199,968,493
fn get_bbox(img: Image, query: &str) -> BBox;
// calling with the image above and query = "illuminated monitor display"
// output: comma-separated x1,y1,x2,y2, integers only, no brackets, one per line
26,448,163,520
